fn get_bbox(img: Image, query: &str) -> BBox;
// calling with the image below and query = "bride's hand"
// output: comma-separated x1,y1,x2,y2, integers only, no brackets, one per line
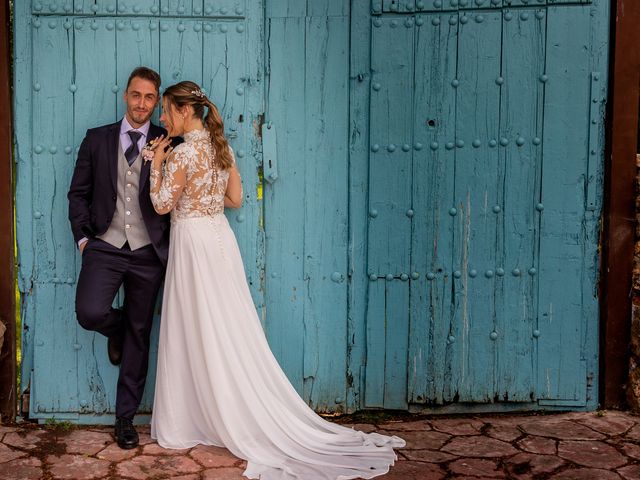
152,135,174,167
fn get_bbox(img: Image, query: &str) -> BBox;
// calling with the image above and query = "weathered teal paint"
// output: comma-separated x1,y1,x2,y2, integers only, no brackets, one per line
15,0,265,421
363,1,608,410
14,0,609,422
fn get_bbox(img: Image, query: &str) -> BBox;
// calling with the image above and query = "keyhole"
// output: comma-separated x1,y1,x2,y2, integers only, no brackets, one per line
427,119,436,128
269,159,272,168
238,114,244,123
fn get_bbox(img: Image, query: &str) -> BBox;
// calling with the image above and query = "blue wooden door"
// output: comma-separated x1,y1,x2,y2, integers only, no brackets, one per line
14,0,610,421
14,0,264,422
363,0,609,410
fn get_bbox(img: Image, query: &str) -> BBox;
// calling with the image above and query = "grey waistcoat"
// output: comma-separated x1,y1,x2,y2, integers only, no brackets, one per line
97,145,152,250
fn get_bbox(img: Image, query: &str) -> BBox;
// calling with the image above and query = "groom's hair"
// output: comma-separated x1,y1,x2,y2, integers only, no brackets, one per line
126,67,161,94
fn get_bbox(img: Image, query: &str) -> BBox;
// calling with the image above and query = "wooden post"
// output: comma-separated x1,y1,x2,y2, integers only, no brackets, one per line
601,0,640,409
0,0,16,422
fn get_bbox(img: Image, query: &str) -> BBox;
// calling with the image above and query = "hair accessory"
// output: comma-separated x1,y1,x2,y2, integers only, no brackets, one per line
191,89,206,98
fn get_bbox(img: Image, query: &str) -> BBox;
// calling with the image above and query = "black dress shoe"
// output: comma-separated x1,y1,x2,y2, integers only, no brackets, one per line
108,332,123,366
115,417,139,449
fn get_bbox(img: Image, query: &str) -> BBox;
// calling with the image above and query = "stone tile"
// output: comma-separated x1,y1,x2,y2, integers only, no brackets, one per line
116,454,202,479
190,445,240,468
558,440,627,469
2,430,44,450
619,464,640,480
483,423,522,442
202,467,247,480
136,425,151,434
0,443,27,464
378,460,445,479
622,442,640,461
63,429,112,455
442,436,518,458
431,418,484,436
0,456,43,480
0,426,16,439
504,453,564,478
47,454,110,480
574,413,636,436
341,423,378,433
96,442,138,462
624,424,640,442
136,433,155,446
550,468,622,479
143,442,190,455
401,430,450,450
378,420,431,432
520,420,606,441
401,449,458,463
449,458,505,478
517,435,557,455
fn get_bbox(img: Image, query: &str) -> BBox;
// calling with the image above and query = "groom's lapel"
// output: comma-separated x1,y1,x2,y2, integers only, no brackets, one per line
139,123,164,192
107,121,122,194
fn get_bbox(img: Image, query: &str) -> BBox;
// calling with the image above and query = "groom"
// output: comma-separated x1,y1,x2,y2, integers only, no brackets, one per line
68,67,169,449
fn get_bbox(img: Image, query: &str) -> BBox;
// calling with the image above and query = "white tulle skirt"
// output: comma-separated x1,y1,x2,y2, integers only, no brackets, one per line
150,214,405,480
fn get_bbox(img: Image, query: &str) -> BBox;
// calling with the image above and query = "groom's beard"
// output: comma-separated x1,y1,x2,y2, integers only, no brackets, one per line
130,110,152,125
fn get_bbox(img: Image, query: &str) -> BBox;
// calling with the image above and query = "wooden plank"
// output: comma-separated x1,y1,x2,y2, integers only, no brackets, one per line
383,0,415,13
495,8,546,402
240,0,265,312
73,18,119,416
537,6,591,402
384,280,409,409
32,0,73,14
365,279,386,407
410,12,459,405
0,0,16,422
302,15,349,411
263,16,306,393
32,284,79,414
73,0,118,15
14,0,36,408
203,0,246,17
346,0,372,412
450,11,502,402
202,18,254,285
459,0,503,8
159,19,203,87
161,0,200,16
32,17,75,285
307,0,349,16
266,0,306,18
74,18,117,139
415,0,444,11
115,19,161,122
112,0,160,15
601,0,629,409
582,0,609,409
368,16,414,277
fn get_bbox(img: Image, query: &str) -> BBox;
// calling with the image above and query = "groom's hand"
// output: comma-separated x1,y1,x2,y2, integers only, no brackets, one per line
79,238,88,255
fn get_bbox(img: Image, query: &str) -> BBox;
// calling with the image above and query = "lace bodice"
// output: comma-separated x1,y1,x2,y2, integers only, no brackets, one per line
150,129,233,219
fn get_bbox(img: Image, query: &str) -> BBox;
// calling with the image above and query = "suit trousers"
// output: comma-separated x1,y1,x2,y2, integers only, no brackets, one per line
75,238,165,419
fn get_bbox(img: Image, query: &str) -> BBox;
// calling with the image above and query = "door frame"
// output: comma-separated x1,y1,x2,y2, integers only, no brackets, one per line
600,0,640,409
0,0,15,423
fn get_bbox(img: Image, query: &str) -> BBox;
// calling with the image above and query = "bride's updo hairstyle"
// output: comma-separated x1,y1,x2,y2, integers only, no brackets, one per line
162,81,234,169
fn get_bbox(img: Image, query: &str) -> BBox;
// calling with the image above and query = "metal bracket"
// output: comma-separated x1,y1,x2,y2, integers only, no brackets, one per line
262,122,278,184
586,72,601,212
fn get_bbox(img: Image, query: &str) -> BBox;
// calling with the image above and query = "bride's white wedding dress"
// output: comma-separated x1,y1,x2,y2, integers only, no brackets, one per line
149,129,405,480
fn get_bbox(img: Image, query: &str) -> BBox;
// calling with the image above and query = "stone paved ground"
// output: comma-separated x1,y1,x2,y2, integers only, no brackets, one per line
2,411,640,479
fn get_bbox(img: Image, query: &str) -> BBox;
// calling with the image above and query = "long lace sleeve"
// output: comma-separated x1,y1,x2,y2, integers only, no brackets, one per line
150,145,190,215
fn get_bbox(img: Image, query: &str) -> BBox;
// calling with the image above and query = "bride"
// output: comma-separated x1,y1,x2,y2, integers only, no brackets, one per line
148,81,405,480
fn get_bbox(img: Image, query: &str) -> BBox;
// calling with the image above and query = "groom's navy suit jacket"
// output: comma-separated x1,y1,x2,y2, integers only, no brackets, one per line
68,120,170,266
